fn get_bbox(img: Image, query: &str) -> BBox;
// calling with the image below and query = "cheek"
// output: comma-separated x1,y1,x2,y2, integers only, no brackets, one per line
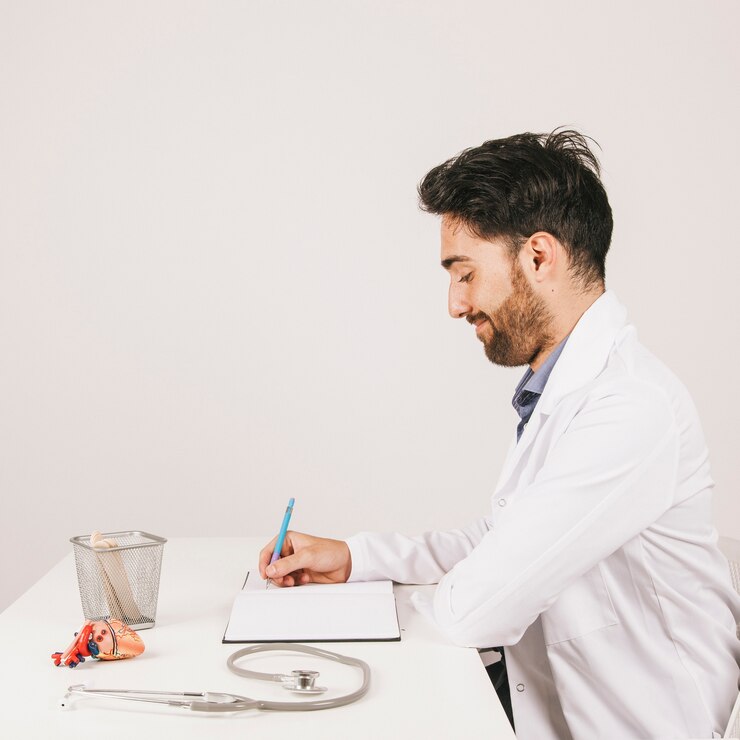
484,276,515,314
474,286,496,315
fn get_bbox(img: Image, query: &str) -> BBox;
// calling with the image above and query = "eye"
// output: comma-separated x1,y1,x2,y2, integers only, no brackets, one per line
458,272,473,283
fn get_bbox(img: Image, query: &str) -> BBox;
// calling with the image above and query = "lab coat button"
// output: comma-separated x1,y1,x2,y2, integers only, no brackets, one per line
516,683,525,692
498,499,506,507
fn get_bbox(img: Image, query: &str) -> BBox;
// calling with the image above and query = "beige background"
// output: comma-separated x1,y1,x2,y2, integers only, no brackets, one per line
1,0,738,612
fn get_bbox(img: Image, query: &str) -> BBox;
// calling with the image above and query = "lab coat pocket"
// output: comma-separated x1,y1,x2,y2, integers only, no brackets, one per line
542,563,619,645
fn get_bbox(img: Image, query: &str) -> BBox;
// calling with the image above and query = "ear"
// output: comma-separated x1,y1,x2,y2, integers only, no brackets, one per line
520,232,560,283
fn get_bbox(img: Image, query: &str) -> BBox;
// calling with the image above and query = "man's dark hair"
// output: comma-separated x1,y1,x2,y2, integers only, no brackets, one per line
418,128,613,285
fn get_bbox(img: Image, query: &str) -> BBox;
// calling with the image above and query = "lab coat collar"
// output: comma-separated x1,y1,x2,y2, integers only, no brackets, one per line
536,290,628,416
493,290,628,493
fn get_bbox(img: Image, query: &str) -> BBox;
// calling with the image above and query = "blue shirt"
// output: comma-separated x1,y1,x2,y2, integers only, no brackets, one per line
511,335,569,442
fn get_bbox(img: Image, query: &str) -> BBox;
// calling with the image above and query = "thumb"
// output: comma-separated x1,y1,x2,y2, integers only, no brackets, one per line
265,550,312,579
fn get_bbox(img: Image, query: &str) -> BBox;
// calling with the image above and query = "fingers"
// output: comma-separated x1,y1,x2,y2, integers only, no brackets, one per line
279,572,301,587
259,531,306,579
265,550,312,580
268,567,306,588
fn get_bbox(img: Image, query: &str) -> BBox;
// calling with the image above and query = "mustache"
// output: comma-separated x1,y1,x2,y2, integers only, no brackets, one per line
467,312,491,326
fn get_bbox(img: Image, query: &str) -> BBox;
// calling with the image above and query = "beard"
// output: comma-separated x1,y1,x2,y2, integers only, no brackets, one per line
474,260,554,367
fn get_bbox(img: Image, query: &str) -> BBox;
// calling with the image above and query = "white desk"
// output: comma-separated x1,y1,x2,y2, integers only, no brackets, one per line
0,538,515,739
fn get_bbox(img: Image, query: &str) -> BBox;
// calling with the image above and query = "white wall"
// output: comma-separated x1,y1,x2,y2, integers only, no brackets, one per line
1,0,738,612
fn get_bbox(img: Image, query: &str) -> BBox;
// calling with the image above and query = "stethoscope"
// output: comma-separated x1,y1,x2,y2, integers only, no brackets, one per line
61,643,371,713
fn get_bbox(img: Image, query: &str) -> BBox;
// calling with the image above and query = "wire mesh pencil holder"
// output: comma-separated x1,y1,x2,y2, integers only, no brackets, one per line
70,531,167,630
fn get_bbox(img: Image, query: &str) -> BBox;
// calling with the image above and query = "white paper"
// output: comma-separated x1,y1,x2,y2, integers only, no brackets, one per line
223,572,400,642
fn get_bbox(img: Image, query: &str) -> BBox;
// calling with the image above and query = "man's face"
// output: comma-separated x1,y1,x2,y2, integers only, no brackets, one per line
441,218,553,367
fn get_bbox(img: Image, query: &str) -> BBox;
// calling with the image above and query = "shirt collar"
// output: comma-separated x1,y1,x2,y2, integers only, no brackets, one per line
511,334,570,413
524,334,569,395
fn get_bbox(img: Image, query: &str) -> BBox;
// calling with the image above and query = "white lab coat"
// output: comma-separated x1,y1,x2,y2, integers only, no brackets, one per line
346,291,740,739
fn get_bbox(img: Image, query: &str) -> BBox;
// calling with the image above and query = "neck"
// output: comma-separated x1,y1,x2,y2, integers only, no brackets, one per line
530,284,605,371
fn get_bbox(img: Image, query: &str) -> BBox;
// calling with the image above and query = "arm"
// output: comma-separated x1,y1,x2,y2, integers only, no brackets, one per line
346,517,492,584
432,380,679,648
260,518,493,587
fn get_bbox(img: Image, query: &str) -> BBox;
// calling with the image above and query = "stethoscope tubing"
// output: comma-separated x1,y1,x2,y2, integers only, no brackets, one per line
222,643,371,712
65,643,371,713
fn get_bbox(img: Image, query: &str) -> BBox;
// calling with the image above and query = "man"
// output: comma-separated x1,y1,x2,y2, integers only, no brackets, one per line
259,129,740,739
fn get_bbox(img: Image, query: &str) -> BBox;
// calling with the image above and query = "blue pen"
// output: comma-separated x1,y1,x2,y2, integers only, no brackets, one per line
266,498,295,587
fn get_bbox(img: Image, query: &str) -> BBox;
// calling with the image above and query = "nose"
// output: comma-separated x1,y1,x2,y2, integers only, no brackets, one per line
448,282,471,319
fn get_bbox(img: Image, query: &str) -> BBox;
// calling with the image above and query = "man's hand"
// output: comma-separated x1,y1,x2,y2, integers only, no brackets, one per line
258,531,352,587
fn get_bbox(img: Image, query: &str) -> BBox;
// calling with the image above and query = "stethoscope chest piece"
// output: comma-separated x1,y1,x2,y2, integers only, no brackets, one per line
282,669,327,694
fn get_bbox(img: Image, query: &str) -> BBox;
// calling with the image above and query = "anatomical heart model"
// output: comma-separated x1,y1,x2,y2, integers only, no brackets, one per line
52,619,145,668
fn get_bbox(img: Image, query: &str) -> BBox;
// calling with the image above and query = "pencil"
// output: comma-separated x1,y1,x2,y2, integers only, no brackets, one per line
266,498,295,588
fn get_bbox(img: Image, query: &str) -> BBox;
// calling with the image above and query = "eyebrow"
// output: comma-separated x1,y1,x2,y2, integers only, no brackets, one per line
441,255,472,270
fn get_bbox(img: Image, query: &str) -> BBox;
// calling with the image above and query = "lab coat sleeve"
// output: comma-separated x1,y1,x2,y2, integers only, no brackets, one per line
432,379,680,648
345,516,492,584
